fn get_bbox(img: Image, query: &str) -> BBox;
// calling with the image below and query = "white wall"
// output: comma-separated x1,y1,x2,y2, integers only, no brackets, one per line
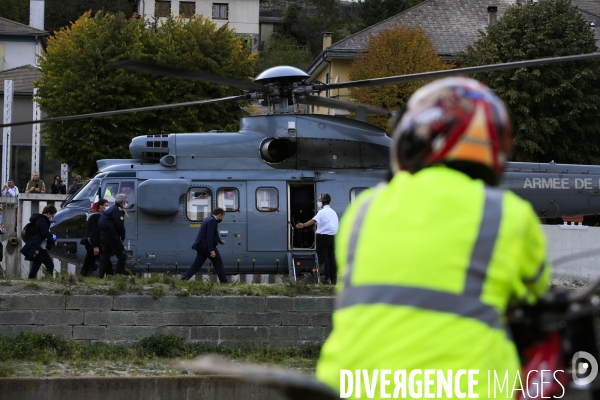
1,39,38,70
543,224,600,284
138,0,259,34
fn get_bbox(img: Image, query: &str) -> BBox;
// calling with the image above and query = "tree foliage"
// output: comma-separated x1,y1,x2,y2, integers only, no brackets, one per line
0,0,29,25
457,0,600,164
280,0,359,56
358,0,423,28
36,12,257,176
348,25,451,129
256,35,312,73
44,0,135,34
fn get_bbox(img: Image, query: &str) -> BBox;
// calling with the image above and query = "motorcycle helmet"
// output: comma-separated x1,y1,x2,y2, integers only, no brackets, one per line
390,77,512,186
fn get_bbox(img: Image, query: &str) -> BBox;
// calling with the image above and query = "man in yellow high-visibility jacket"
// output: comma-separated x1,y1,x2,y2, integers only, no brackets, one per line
316,77,550,399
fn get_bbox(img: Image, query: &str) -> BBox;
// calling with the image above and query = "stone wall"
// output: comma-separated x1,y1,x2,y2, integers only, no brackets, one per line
0,295,334,347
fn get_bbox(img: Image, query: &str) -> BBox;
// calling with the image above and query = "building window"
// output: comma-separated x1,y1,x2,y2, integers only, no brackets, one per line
217,188,239,212
256,188,278,212
187,188,212,221
180,1,195,18
155,1,171,17
212,3,229,20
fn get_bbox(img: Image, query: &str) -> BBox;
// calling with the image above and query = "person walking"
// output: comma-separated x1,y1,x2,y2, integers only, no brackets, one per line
295,193,339,284
315,78,551,398
81,198,109,276
21,205,58,279
182,207,227,283
98,194,128,277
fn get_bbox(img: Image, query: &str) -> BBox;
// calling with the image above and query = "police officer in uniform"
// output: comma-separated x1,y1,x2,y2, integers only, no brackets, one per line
295,193,339,284
98,193,128,277
316,78,551,397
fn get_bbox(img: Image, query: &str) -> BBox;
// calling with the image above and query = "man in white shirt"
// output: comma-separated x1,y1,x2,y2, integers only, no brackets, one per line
295,193,339,284
1,179,19,197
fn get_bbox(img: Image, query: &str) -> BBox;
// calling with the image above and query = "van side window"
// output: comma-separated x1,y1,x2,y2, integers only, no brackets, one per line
217,188,239,212
350,187,368,202
187,188,212,221
256,187,278,212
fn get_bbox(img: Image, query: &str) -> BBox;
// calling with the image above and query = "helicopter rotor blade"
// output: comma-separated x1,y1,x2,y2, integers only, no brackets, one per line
313,52,600,91
111,60,269,92
0,94,252,129
298,94,390,116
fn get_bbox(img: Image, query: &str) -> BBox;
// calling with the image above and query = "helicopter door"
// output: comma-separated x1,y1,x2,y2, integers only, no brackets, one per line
288,183,316,249
247,182,287,251
100,179,138,241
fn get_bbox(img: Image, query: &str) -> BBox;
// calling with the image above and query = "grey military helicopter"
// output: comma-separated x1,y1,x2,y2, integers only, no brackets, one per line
2,52,600,277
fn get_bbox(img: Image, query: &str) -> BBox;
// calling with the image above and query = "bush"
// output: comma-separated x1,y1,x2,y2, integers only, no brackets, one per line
135,333,188,358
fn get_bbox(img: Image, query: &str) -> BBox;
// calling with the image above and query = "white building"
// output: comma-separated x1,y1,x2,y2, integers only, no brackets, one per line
135,0,260,52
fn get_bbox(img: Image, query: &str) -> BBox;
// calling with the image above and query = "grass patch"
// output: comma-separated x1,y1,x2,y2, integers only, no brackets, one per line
0,333,321,377
0,274,336,297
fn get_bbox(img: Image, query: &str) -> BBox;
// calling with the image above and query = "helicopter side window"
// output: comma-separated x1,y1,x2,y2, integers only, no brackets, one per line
350,187,368,202
101,181,136,207
187,188,213,221
256,187,278,212
217,188,239,212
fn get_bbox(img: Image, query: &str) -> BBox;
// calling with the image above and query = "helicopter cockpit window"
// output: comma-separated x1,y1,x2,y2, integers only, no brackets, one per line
217,188,239,212
68,178,101,208
350,187,368,202
101,181,136,208
256,187,278,212
187,188,213,221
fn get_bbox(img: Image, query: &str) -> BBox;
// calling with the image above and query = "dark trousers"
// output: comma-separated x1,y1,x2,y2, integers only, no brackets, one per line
99,235,127,278
316,234,337,284
81,241,103,277
28,248,54,279
182,248,227,283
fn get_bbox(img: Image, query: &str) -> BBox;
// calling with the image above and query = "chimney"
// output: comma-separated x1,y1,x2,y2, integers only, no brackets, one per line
30,0,45,30
322,32,333,50
487,6,498,27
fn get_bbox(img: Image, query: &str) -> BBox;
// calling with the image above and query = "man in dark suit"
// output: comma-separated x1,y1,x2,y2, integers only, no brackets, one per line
98,194,128,277
182,207,227,283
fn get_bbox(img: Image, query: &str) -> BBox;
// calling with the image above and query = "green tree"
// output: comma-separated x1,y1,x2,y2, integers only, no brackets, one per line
0,0,29,25
457,0,600,164
348,25,451,129
256,35,312,73
358,0,423,28
36,12,257,176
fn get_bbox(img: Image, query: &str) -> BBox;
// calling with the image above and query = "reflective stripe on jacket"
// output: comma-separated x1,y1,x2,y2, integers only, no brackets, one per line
316,166,550,398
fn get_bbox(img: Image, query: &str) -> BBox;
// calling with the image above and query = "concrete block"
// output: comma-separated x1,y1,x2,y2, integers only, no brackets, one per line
12,325,37,335
282,313,310,326
0,295,65,310
165,312,206,326
298,326,324,340
265,297,294,312
0,325,13,336
154,296,218,311
66,296,112,310
268,326,298,340
135,312,166,326
190,326,219,341
236,312,281,326
204,312,235,326
294,297,334,312
108,326,162,340
161,326,190,339
113,296,155,311
73,326,107,340
219,326,268,341
84,311,135,326
323,325,333,339
268,340,305,348
35,325,73,338
216,297,266,312
310,313,332,326
0,311,34,324
34,310,83,325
